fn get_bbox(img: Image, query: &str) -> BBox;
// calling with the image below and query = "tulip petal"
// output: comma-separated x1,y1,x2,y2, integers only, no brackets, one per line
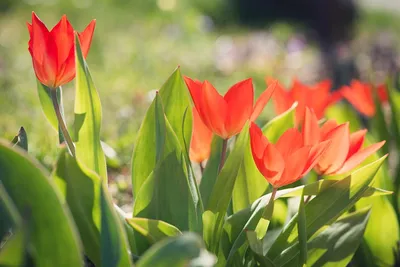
335,141,386,174
302,107,320,146
346,129,367,160
190,107,213,163
250,80,276,121
301,140,330,176
54,47,75,86
262,143,285,187
275,128,303,159
341,81,375,117
250,122,269,160
202,81,228,138
320,119,339,137
224,78,254,137
78,19,96,58
50,15,74,68
270,80,292,115
30,12,50,65
278,146,310,187
317,123,350,175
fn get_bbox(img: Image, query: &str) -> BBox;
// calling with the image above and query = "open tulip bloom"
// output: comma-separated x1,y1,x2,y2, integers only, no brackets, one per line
340,80,388,117
27,12,96,89
270,78,342,125
302,108,385,175
249,121,329,189
184,77,276,140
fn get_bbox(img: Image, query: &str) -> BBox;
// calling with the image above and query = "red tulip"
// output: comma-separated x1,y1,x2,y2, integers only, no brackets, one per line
302,108,385,175
249,121,329,188
190,107,213,163
269,78,341,125
184,77,276,139
27,12,96,88
340,80,388,117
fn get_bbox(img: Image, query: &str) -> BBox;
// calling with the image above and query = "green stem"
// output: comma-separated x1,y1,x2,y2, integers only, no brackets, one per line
269,187,278,207
51,89,75,157
218,139,228,173
199,161,205,175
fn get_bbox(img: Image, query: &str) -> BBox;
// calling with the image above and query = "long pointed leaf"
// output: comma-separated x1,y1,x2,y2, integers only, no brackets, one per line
74,34,107,179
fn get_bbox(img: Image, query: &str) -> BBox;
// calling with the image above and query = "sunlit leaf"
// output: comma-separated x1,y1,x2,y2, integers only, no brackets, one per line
136,233,216,267
126,218,181,245
101,183,133,267
0,141,82,266
262,102,297,143
74,34,107,179
203,123,249,254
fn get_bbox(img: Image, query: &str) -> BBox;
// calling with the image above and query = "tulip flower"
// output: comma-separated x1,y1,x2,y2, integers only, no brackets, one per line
249,121,329,188
302,108,385,175
184,77,276,140
340,80,388,117
269,78,341,125
27,12,96,88
190,107,213,164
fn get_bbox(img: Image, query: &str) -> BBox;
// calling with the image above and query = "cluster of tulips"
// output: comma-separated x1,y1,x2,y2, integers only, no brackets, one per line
2,11,395,267
27,12,385,192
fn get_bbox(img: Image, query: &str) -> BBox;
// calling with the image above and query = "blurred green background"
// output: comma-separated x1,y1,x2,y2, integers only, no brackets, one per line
1,0,400,208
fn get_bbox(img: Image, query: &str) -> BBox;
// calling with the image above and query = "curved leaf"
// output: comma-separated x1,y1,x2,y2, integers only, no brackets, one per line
126,218,181,245
262,102,297,143
136,233,215,267
0,141,82,267
74,34,107,179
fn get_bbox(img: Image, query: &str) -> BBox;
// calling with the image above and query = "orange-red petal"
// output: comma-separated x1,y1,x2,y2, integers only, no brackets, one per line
275,128,303,159
202,81,228,138
224,78,254,137
317,123,350,174
250,80,277,121
335,141,386,174
189,107,213,163
302,107,320,146
78,19,96,58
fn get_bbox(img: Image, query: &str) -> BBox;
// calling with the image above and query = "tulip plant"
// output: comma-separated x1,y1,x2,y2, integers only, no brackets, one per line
0,12,399,267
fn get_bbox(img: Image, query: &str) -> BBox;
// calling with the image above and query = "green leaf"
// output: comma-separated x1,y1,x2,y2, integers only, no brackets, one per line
0,230,25,266
355,151,398,266
133,94,201,232
52,150,102,266
101,183,133,267
158,67,192,153
370,86,390,155
132,69,202,232
232,134,268,213
200,135,223,208
262,102,297,142
267,156,386,264
0,141,82,267
203,123,249,253
0,182,21,239
126,218,181,245
305,208,371,267
136,233,216,267
298,191,307,266
36,81,58,130
246,231,276,267
11,127,28,151
74,34,107,179
36,83,65,144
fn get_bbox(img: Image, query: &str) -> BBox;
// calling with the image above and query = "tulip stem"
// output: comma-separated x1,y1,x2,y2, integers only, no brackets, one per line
304,174,322,203
218,139,228,173
269,187,278,206
51,89,76,157
199,162,205,175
